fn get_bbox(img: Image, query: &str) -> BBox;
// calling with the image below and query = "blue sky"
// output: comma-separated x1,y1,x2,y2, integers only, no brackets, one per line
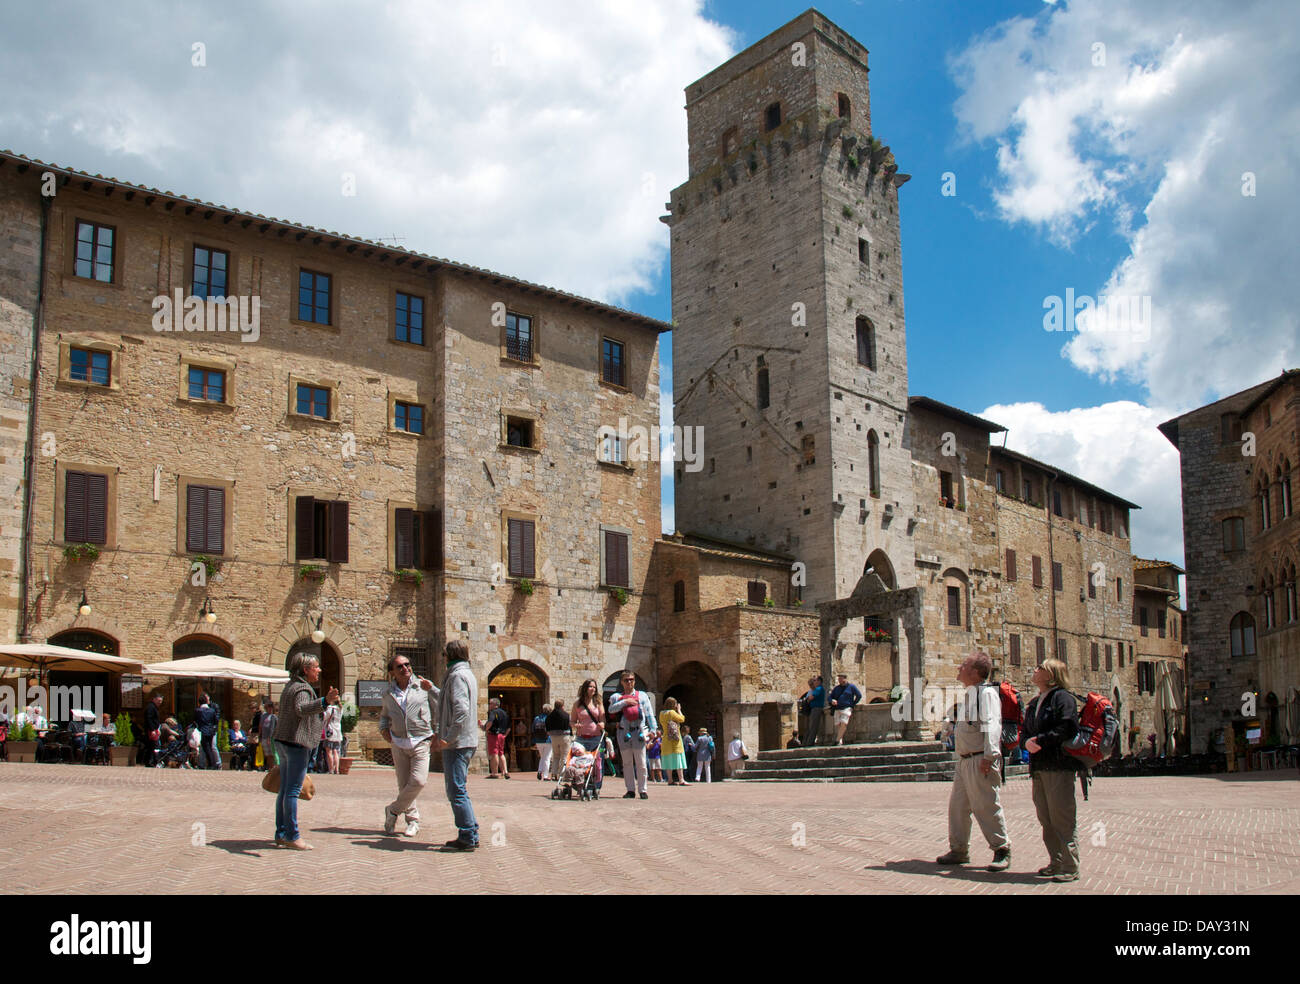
2,0,1294,568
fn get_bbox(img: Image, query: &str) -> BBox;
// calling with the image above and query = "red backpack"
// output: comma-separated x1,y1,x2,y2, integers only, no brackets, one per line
1065,692,1119,767
997,680,1025,755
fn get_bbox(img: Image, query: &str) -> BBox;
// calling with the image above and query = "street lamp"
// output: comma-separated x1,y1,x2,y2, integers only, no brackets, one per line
310,614,325,645
78,590,91,617
201,597,217,624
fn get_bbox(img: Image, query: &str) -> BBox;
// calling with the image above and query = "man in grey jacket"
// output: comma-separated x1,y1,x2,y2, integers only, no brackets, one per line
379,653,440,838
434,639,479,850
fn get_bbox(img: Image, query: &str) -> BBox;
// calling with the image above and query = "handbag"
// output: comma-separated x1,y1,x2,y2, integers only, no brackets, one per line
261,765,315,801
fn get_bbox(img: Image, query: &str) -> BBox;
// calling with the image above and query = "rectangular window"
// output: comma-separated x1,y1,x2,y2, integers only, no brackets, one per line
1090,642,1100,671
394,508,442,570
1005,548,1017,581
1052,561,1063,592
1105,644,1113,672
1138,662,1156,695
74,220,115,282
1221,413,1242,443
505,312,531,361
757,366,770,409
394,401,423,435
996,469,1005,493
1032,555,1043,588
673,580,686,613
507,518,536,578
603,530,630,588
1058,638,1068,661
802,435,816,466
69,348,111,386
858,237,869,266
1088,571,1097,599
1052,490,1063,517
1222,517,1245,551
1009,633,1021,666
192,246,229,300
296,384,330,419
599,431,624,464
1035,637,1045,664
601,338,625,387
185,484,225,554
395,292,424,345
188,367,225,402
295,497,349,562
1022,478,1034,502
947,586,961,627
1140,607,1149,636
764,102,781,131
297,270,331,324
1116,577,1123,603
64,471,108,544
940,471,954,507
506,416,534,448
748,580,767,606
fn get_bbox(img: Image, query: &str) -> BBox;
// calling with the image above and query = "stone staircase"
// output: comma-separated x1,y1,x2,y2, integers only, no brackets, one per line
736,740,1030,783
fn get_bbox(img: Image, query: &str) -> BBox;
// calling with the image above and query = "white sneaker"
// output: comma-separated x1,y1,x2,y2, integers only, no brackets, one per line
384,806,398,835
403,820,420,838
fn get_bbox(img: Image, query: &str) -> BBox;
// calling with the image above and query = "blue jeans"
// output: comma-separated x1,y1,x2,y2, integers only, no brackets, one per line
443,746,478,845
274,741,312,842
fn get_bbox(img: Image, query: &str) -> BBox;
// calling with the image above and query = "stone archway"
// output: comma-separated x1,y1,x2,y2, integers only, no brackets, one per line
488,660,548,773
663,660,723,752
270,616,357,699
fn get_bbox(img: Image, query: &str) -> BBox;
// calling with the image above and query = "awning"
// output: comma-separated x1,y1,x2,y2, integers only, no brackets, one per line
140,654,289,683
0,643,145,676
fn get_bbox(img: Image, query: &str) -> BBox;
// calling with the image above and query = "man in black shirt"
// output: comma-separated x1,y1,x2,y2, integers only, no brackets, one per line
479,697,512,779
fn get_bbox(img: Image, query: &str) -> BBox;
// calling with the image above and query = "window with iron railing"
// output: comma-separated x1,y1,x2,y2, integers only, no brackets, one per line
506,312,532,361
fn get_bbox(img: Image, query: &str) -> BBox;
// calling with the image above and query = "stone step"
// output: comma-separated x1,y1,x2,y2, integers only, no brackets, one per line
741,759,953,779
756,741,945,761
739,764,1031,783
748,750,953,770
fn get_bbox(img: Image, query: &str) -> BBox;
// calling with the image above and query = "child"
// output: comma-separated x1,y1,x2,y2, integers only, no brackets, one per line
561,740,596,786
647,731,663,783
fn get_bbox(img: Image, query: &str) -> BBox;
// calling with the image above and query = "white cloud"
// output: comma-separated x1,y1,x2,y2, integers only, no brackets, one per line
0,0,733,304
953,0,1299,409
982,400,1183,568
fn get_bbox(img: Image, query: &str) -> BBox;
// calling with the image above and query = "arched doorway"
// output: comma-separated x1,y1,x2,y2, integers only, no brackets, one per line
663,661,723,770
488,661,547,773
864,551,895,637
286,639,342,699
172,635,235,731
47,630,121,720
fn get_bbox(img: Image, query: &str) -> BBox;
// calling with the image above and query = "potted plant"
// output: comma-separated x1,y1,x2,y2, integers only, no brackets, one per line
763,597,776,609
8,721,39,763
191,554,220,579
517,576,535,596
609,586,628,605
217,719,230,767
338,698,358,775
394,568,424,586
63,542,100,562
298,563,326,582
108,712,136,766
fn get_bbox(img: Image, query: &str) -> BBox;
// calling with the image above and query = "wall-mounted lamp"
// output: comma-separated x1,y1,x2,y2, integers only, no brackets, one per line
311,614,326,645
201,597,217,624
78,590,92,617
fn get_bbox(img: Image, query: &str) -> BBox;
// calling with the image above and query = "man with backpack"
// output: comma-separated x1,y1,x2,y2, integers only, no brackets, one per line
829,673,863,745
936,653,1011,872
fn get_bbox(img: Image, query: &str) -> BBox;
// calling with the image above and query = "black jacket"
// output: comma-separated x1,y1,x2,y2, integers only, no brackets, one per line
195,703,219,738
1024,687,1080,772
545,708,570,734
145,702,161,735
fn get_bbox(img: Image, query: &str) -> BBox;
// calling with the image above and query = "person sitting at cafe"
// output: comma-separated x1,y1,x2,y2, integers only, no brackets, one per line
95,712,115,738
229,720,250,770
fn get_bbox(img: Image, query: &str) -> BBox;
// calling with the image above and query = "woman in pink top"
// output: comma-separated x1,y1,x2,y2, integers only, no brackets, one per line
572,678,606,752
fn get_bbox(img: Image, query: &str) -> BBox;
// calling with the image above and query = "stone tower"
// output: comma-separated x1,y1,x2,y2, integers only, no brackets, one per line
665,9,915,606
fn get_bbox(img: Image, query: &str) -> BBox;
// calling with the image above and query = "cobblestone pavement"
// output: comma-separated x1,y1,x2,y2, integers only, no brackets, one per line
0,763,1296,894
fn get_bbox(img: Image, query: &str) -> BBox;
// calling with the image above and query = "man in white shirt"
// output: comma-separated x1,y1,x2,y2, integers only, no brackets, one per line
379,655,439,838
726,733,749,778
936,653,1011,872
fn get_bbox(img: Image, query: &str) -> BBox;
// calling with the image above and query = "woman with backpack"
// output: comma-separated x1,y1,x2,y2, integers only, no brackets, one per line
1023,658,1081,883
658,698,687,786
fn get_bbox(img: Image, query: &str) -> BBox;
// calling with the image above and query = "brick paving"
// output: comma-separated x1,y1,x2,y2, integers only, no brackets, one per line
0,763,1296,894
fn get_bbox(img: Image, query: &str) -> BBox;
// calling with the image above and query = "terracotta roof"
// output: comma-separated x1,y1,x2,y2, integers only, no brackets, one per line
662,533,794,566
990,447,1141,511
0,149,671,334
907,396,1006,433
1134,558,1185,573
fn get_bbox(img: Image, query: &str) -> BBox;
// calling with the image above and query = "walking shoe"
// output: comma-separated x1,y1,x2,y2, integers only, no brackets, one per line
640,792,648,799
935,851,969,865
623,791,636,799
403,821,420,838
443,839,477,851
1035,865,1057,878
485,773,499,779
1053,871,1080,883
284,839,314,851
987,848,1011,871
502,774,510,779
384,806,398,835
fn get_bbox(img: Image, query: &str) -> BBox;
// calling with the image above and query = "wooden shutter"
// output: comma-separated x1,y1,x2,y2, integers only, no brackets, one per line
1035,637,1045,664
425,510,443,570
295,496,315,559
1009,634,1020,666
1032,555,1042,588
508,519,522,576
186,485,207,552
327,501,349,563
508,518,535,578
1005,549,1016,581
747,580,766,606
85,473,108,544
206,487,224,554
613,532,629,587
65,471,87,542
673,580,685,612
1091,642,1099,670
395,508,414,569
520,520,535,577
1052,562,1063,591
947,586,960,626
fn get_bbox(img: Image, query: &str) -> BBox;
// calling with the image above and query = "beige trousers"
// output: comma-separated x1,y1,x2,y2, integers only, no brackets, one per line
1031,770,1079,874
948,754,1009,854
388,738,432,821
548,733,571,781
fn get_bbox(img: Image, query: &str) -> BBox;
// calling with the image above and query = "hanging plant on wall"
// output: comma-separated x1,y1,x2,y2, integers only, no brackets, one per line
63,543,100,562
517,577,535,596
609,586,629,605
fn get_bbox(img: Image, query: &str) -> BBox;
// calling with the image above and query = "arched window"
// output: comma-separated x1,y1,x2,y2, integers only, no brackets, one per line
1263,577,1276,629
720,127,738,160
764,102,782,132
673,579,686,613
756,361,770,409
837,93,851,119
855,316,875,369
1259,480,1271,531
1230,612,1256,657
1281,461,1293,519
1285,563,1298,623
867,430,881,497
943,569,970,630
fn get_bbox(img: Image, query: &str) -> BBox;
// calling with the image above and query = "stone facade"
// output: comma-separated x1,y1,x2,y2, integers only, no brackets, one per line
1131,560,1189,754
1160,371,1299,751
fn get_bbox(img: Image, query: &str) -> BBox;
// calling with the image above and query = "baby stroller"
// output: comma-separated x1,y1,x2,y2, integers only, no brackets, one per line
155,724,193,768
551,740,602,801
